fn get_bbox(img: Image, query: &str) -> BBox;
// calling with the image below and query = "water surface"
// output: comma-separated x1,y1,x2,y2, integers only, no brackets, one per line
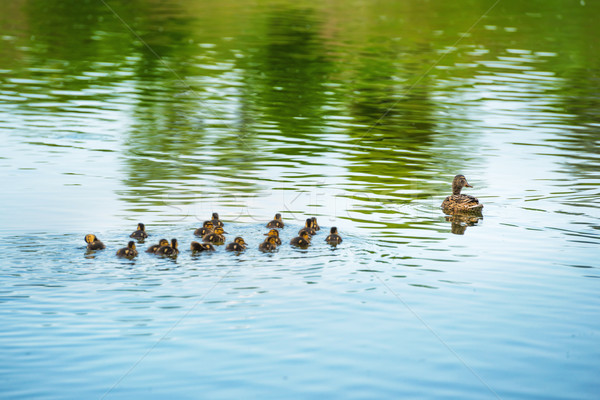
1,0,599,399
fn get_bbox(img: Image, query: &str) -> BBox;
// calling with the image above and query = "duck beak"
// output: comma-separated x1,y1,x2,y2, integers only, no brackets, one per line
465,181,473,188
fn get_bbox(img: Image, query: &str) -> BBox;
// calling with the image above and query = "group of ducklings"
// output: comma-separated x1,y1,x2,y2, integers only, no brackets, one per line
85,212,343,259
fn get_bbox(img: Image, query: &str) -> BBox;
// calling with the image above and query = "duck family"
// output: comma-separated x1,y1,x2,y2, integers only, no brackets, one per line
84,174,483,257
84,213,343,259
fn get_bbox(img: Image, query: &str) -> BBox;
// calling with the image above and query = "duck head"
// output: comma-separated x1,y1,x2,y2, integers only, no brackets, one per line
264,229,280,238
85,234,97,243
452,175,473,195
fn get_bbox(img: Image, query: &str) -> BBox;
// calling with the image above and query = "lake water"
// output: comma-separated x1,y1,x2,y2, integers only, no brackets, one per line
1,0,599,399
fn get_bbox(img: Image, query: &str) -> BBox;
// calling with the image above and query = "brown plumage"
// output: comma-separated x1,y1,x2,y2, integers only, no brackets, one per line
264,229,282,246
191,241,215,253
259,236,279,252
441,175,483,214
194,221,214,236
203,226,226,244
130,223,148,240
156,238,179,256
116,241,138,258
211,212,224,228
325,227,343,244
85,234,105,250
146,238,169,253
266,213,284,228
226,237,247,252
290,231,311,248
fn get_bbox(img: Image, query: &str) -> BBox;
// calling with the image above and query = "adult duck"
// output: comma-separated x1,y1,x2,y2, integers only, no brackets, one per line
441,175,483,214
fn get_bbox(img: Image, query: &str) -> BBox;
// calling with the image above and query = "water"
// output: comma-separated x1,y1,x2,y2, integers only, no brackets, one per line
1,0,599,399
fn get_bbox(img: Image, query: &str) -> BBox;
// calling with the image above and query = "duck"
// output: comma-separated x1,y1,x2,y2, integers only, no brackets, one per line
203,226,227,244
290,231,311,248
130,223,148,240
259,236,279,252
264,229,282,245
325,227,343,244
116,241,138,258
211,212,224,228
441,175,484,214
298,218,316,236
311,217,320,231
85,234,105,250
266,213,284,228
146,238,169,253
156,238,179,256
191,241,215,253
226,237,247,252
194,221,214,236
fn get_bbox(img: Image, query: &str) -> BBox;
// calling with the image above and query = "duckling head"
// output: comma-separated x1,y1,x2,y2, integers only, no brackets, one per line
137,223,146,231
267,236,278,245
128,241,136,250
214,227,227,235
171,238,178,249
304,218,313,228
85,234,97,244
274,213,282,220
452,175,473,195
299,231,311,240
264,229,280,238
330,227,338,234
203,221,214,229
234,237,246,245
212,212,220,220
158,238,169,247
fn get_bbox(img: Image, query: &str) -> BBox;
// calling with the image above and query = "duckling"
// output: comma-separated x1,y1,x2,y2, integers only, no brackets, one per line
146,238,169,253
194,221,214,236
266,213,284,228
203,226,227,244
259,236,279,252
226,237,247,252
156,238,179,257
441,175,484,214
116,241,138,258
130,223,148,240
311,217,320,231
191,241,215,253
298,218,316,236
211,212,224,228
325,227,343,244
290,231,311,248
264,229,282,246
85,234,105,250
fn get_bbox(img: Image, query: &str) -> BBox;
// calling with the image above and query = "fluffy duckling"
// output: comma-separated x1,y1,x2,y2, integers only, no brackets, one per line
264,229,282,246
146,238,169,253
259,236,279,252
85,234,105,250
266,213,284,228
116,241,138,258
290,231,311,248
226,237,247,252
441,175,484,214
311,217,320,231
298,218,316,236
203,226,227,244
194,221,214,236
191,241,215,253
325,227,343,244
211,212,224,228
130,223,148,240
156,238,179,256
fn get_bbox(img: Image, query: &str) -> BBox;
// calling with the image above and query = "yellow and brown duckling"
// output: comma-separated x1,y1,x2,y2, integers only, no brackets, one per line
441,175,484,214
203,226,227,244
259,236,279,252
311,217,320,231
264,229,282,246
226,237,247,252
155,238,179,256
194,221,214,236
146,238,169,253
290,231,311,248
211,212,224,228
325,227,343,244
85,234,105,250
191,241,215,253
116,241,138,258
130,223,148,240
266,213,284,228
298,218,317,236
